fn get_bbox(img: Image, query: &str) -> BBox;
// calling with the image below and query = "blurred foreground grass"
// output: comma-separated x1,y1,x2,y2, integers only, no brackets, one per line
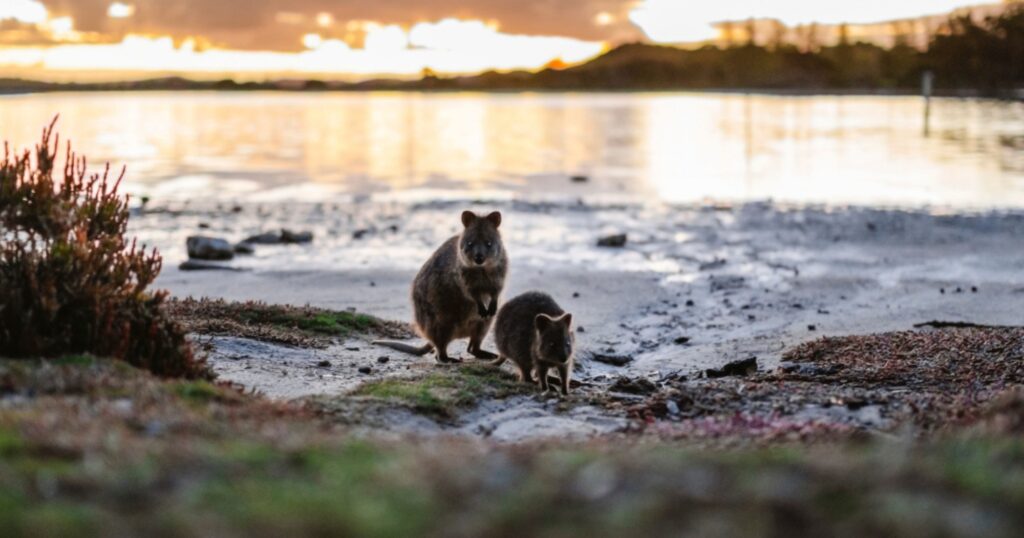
0,356,1023,537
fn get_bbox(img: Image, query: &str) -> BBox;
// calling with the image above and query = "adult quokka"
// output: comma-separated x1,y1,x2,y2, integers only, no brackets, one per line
492,291,575,395
375,211,507,363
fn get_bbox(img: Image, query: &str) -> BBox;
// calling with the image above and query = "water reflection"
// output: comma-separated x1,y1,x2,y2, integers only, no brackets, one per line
0,91,1021,208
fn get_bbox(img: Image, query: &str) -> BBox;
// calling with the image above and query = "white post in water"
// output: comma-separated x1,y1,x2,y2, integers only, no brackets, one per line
922,70,934,136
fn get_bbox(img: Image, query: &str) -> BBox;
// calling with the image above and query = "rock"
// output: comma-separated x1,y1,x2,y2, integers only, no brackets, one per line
778,362,842,376
570,174,589,183
316,360,331,368
198,222,211,229
244,229,314,245
597,234,627,248
352,228,371,240
243,231,282,245
674,336,691,345
685,300,695,307
573,292,581,298
233,242,255,255
186,236,234,260
358,366,372,375
577,326,585,333
710,275,745,293
665,400,681,417
808,324,817,331
281,229,313,244
609,376,658,395
972,286,979,293
699,259,727,271
591,353,633,367
178,260,244,272
704,357,757,379
377,356,390,364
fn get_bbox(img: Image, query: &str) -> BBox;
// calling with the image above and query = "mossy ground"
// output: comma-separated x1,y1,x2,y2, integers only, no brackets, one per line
348,363,530,417
166,298,413,347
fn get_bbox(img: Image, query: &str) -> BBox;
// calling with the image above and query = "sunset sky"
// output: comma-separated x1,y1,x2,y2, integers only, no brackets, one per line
0,0,993,81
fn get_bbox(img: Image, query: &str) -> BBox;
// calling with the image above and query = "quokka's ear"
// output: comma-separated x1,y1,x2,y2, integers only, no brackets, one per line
485,211,502,228
559,313,573,328
461,211,477,228
535,313,554,331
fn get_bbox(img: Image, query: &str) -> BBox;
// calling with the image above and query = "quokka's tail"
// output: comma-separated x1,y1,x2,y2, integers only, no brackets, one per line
373,340,434,356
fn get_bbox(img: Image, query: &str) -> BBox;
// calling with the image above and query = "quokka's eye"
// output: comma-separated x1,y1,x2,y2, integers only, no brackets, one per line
466,241,474,247
486,241,493,248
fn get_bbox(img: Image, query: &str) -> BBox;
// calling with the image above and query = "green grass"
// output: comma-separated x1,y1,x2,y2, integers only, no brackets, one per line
51,355,95,367
0,427,25,456
236,307,378,337
196,443,435,538
352,364,527,417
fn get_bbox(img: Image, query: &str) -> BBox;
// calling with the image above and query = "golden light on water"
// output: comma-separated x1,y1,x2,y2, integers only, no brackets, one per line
3,92,1019,208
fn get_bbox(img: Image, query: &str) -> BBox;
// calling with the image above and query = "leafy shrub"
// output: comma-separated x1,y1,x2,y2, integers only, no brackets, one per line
0,119,210,379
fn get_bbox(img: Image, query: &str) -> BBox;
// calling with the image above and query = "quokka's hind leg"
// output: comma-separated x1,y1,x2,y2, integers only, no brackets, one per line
430,331,459,364
467,321,497,360
490,355,507,367
514,361,532,383
435,343,461,364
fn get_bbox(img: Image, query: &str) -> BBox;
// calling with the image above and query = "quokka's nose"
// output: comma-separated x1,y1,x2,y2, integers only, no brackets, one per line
474,254,485,264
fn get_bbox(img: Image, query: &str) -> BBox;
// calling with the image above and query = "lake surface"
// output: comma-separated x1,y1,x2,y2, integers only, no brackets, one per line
1,91,1022,208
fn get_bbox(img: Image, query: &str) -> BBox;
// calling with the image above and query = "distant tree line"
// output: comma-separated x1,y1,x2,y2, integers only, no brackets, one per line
1,7,1021,96
421,6,1023,94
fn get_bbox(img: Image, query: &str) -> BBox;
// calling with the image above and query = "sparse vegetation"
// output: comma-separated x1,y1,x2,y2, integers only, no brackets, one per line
166,298,412,347
1,356,1024,537
349,364,528,417
0,120,207,379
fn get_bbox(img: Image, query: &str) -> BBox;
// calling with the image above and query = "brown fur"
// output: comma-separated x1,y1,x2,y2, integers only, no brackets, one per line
375,211,507,363
492,291,575,395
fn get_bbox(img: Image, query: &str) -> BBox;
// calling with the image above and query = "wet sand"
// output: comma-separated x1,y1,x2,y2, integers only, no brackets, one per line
149,200,1024,380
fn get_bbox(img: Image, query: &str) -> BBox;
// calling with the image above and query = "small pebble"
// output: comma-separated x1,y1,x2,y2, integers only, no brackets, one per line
685,300,695,307
666,400,680,416
808,324,817,331
316,360,331,368
940,288,946,294
971,286,978,293
577,326,585,333
956,287,963,293
377,356,390,364
573,292,581,298
358,366,372,374
674,336,691,345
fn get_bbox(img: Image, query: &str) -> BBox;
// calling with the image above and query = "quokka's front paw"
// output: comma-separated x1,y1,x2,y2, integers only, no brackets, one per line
487,301,498,317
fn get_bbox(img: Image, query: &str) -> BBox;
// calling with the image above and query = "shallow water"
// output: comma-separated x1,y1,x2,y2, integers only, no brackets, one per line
1,91,1023,208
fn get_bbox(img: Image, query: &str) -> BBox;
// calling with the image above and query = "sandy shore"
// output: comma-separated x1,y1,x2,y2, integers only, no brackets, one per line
148,200,1024,381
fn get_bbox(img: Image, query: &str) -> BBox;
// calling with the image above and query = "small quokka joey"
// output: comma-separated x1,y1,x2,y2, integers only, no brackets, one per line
492,291,575,395
375,210,508,364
